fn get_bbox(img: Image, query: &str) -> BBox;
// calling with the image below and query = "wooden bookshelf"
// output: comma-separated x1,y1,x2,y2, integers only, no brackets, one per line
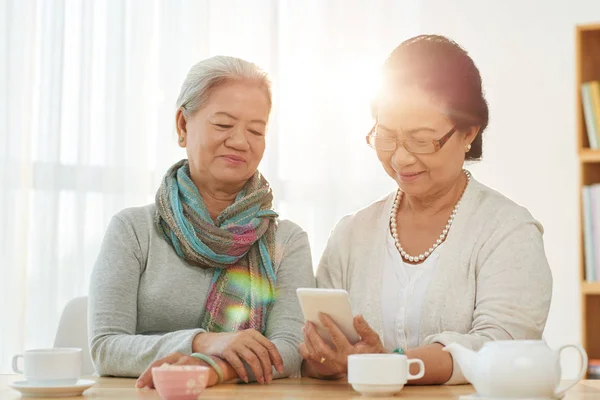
580,149,600,163
577,24,600,374
582,282,600,295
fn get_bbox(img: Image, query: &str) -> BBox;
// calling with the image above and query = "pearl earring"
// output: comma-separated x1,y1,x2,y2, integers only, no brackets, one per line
465,144,471,152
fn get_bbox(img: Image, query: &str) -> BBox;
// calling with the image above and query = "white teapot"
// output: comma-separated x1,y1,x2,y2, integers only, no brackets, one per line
444,340,587,399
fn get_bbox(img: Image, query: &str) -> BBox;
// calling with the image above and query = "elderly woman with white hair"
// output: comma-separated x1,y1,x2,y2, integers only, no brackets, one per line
88,56,315,388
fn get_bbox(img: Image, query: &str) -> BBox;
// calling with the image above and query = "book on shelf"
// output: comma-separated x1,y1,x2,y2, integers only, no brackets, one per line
583,184,600,281
581,81,600,149
589,359,600,379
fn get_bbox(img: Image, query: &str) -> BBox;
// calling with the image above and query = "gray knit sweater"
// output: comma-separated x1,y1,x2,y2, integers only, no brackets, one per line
88,204,315,379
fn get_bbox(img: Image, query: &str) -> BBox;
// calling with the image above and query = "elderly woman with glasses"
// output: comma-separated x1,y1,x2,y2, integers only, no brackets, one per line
298,35,552,385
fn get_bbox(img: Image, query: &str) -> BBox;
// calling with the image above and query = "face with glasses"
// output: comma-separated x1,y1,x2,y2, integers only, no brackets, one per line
368,86,478,197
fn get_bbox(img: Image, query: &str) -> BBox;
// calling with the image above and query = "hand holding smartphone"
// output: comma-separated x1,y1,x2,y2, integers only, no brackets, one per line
296,288,360,346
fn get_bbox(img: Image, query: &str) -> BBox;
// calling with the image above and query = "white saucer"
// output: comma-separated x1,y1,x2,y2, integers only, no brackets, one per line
8,379,96,398
460,395,556,400
351,383,405,397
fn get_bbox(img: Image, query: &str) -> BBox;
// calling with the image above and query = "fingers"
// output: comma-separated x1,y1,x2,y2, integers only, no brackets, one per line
353,315,380,344
306,322,336,361
222,350,249,383
238,346,266,384
248,330,284,374
319,313,352,352
173,355,202,366
298,342,311,360
303,323,321,361
243,339,272,383
136,352,184,389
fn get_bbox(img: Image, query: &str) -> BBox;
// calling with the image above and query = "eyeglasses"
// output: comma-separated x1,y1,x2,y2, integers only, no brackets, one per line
366,124,457,154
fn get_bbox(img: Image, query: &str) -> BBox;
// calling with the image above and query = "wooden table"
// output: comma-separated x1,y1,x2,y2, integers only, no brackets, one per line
1,375,600,399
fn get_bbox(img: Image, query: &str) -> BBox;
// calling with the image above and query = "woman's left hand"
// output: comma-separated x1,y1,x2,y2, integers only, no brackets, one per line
136,352,220,389
298,313,386,378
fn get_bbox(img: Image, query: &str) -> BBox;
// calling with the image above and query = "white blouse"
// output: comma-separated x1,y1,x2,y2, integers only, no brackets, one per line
381,226,443,352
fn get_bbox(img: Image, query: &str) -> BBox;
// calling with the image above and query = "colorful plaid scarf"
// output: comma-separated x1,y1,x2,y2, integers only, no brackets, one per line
155,159,278,333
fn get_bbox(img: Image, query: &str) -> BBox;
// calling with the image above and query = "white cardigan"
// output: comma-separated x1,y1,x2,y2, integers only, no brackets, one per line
315,176,553,384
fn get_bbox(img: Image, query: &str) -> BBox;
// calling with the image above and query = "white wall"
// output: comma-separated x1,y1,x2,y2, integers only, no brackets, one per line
418,0,600,377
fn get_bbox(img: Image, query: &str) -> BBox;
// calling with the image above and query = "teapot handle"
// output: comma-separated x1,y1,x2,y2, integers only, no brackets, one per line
554,344,588,399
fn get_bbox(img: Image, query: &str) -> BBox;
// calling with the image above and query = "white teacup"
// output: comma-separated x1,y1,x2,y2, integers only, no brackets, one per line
12,348,82,386
348,354,425,397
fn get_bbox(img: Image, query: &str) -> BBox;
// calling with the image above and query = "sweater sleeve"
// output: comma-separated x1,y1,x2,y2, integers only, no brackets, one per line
315,217,350,290
424,220,553,385
261,230,316,380
88,216,205,377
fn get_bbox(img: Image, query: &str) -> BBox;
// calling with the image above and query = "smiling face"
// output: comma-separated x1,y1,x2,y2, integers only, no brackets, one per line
176,80,271,189
375,85,478,198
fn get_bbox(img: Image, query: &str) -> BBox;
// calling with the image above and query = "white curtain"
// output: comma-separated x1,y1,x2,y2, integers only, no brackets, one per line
0,0,418,372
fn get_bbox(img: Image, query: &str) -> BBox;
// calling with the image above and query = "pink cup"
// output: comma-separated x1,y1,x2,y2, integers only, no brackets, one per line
152,365,210,400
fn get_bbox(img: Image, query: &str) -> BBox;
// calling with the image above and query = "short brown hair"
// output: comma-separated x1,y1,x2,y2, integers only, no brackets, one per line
372,35,489,160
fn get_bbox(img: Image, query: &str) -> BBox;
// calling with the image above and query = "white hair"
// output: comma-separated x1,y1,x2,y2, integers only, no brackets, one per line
176,55,272,119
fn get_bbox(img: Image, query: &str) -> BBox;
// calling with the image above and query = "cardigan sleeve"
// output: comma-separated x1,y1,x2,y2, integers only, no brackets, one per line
424,219,553,385
315,216,353,290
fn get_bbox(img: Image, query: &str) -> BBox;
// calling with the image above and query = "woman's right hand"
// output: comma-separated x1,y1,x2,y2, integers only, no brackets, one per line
192,329,284,384
298,313,386,378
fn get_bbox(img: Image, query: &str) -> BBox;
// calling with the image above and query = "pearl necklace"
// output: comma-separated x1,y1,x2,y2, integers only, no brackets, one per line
390,170,471,264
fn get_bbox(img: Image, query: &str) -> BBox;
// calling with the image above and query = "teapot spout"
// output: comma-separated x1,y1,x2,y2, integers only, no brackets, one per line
443,343,479,384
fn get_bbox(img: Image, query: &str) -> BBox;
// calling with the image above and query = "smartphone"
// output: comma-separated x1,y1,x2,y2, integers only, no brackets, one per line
296,288,360,346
